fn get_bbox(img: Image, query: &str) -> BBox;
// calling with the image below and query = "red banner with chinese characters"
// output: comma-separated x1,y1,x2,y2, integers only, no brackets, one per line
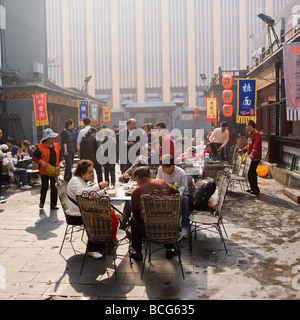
283,42,300,121
33,93,49,126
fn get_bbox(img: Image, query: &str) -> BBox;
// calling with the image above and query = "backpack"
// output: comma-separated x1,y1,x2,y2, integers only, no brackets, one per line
189,178,216,211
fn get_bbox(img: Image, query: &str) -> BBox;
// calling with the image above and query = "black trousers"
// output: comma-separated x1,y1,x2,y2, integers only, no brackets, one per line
40,174,57,207
248,160,260,192
213,143,225,161
94,162,103,184
64,153,74,182
103,163,116,186
131,217,146,253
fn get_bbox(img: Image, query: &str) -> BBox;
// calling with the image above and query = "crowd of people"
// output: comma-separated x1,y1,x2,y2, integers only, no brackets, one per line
0,118,262,261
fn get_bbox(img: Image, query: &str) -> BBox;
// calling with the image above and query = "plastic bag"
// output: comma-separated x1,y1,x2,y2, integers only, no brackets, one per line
208,188,219,210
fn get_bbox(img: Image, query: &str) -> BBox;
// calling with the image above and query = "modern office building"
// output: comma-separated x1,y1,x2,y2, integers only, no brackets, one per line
45,0,291,109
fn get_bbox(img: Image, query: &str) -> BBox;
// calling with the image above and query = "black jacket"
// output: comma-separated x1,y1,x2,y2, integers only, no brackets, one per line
80,134,101,164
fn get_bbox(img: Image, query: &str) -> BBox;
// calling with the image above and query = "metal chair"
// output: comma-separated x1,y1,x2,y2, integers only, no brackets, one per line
227,155,251,192
76,191,127,281
140,193,184,279
55,178,85,254
189,174,230,254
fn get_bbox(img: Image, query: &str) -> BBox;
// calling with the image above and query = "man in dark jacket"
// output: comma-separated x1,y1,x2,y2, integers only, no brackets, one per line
80,127,103,183
61,119,76,182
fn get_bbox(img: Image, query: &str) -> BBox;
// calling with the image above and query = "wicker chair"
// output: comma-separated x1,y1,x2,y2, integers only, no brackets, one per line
76,191,127,281
190,175,230,254
55,178,85,255
140,193,184,279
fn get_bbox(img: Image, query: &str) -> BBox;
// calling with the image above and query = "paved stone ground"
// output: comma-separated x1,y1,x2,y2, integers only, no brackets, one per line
0,165,299,300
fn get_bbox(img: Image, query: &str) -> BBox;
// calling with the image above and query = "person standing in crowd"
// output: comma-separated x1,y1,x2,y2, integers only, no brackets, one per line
32,128,63,210
225,126,233,161
238,120,262,196
80,127,103,184
209,122,229,161
6,138,20,157
156,154,190,239
155,122,175,158
101,128,116,187
61,119,76,182
207,126,216,141
124,118,141,171
77,117,91,154
20,140,34,157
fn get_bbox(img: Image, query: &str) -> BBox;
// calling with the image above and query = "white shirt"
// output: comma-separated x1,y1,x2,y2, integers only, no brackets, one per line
156,166,189,195
66,175,105,216
77,125,91,149
209,128,229,148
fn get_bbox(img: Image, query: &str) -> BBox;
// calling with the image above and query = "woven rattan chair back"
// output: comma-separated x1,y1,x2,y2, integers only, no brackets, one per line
76,192,113,245
215,176,229,219
216,170,227,190
231,153,243,175
55,178,68,211
141,194,182,245
242,155,251,178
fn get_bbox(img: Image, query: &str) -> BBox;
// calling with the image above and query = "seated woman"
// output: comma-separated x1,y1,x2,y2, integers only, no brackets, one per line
176,147,200,164
66,159,118,259
2,156,32,190
21,140,34,157
201,142,218,161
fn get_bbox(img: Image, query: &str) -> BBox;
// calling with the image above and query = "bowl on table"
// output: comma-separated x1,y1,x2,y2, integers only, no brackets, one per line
106,189,118,196
122,183,137,190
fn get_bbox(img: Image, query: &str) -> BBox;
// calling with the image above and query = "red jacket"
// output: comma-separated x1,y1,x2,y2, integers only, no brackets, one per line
242,130,262,161
159,134,175,158
32,142,62,175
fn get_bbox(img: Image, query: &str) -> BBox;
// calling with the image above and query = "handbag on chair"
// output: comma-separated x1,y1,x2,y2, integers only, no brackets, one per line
43,147,60,178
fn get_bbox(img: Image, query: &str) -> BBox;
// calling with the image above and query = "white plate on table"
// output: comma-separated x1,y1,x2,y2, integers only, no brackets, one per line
121,183,137,190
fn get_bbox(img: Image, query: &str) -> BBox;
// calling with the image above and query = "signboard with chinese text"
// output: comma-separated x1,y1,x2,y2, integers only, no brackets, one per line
206,97,217,123
102,106,111,125
33,93,49,126
90,103,99,125
283,42,300,121
237,79,257,124
78,101,89,125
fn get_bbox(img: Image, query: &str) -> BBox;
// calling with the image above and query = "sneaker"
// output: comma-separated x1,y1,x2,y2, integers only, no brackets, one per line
246,189,253,193
165,248,178,259
50,206,59,210
129,249,143,261
181,227,189,239
21,185,32,190
39,202,44,209
251,190,260,196
88,251,103,259
0,196,4,200
0,199,6,204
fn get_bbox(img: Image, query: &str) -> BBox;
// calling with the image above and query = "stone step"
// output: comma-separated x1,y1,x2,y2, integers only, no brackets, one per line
283,188,300,205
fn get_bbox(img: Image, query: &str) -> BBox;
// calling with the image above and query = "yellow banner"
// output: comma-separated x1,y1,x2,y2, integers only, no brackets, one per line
206,97,218,123
102,106,112,124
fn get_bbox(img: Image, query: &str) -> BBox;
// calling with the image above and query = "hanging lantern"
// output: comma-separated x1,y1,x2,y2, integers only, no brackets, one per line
222,74,233,90
222,90,233,104
223,104,233,118
194,113,200,121
194,107,199,114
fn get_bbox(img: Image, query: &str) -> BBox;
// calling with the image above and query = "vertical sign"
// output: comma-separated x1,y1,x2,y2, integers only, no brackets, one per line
283,42,300,121
78,101,89,126
90,103,99,125
33,93,49,126
237,79,257,124
102,106,112,125
206,97,218,123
